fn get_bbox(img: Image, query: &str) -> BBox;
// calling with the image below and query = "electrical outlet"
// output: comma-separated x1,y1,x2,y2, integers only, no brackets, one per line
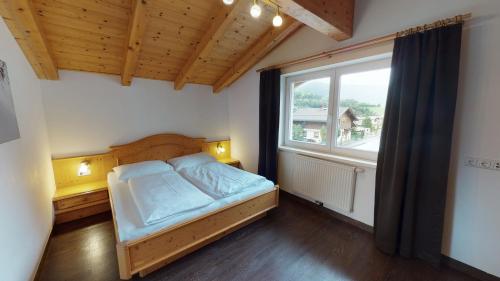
491,161,500,170
465,157,500,172
478,160,492,169
465,157,477,167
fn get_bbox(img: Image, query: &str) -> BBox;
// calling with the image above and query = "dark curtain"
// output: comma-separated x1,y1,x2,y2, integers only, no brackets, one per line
258,69,281,183
374,23,463,265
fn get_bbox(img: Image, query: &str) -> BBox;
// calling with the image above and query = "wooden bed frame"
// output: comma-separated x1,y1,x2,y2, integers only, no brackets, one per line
108,134,279,279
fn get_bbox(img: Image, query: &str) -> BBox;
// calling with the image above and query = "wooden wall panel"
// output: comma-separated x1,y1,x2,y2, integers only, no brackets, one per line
52,153,116,188
202,140,231,160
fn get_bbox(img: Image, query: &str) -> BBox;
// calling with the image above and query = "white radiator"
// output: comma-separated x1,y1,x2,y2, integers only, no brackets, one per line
279,152,358,213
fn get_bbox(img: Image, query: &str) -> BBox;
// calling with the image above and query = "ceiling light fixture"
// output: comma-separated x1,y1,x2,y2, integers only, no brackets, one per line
272,6,283,27
224,0,283,27
250,0,262,18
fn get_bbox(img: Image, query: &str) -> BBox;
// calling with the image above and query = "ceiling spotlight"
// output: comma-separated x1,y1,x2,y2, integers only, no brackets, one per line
273,14,283,27
250,0,262,18
222,0,234,5
272,7,283,27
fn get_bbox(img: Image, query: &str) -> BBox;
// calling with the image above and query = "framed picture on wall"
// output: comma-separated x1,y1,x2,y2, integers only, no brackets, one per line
0,59,20,144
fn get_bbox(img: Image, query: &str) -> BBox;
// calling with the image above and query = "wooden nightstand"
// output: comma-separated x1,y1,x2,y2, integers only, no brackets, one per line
53,180,110,224
219,158,241,169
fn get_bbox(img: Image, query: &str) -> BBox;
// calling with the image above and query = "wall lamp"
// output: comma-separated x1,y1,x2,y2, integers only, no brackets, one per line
78,161,91,176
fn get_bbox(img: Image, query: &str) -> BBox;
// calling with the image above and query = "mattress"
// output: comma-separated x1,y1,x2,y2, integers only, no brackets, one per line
108,171,276,243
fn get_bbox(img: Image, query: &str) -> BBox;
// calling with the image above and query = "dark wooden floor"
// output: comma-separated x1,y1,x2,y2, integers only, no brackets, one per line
38,194,478,281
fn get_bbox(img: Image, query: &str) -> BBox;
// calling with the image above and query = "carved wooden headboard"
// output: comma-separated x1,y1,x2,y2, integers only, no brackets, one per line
109,134,206,166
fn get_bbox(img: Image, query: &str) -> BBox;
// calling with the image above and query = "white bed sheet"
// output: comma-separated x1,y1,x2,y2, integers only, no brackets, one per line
108,172,275,243
179,162,268,198
128,171,215,225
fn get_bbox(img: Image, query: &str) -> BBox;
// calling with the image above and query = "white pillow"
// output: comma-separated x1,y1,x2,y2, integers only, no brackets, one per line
167,152,216,171
113,160,173,182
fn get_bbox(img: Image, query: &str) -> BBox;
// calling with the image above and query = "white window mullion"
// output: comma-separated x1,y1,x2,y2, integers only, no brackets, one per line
328,69,338,153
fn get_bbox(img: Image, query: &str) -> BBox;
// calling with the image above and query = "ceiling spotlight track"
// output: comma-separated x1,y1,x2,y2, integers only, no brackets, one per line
222,0,284,27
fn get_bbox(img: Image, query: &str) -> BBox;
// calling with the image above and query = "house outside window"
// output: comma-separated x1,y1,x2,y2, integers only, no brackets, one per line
283,56,392,160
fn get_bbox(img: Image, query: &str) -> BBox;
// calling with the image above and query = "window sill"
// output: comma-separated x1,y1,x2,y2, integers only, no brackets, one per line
278,146,377,169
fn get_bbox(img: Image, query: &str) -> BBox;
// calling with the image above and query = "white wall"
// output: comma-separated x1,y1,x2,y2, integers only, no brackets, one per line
0,18,56,281
224,0,500,277
40,71,230,157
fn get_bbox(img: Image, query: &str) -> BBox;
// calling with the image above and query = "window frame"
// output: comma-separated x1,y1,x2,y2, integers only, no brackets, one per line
331,58,392,160
282,56,392,161
283,69,335,152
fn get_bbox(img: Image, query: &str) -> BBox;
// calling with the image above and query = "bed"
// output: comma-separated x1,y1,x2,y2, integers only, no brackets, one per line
107,134,279,279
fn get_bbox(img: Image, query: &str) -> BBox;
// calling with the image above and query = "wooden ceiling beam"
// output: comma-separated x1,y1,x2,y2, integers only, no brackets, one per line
0,0,58,79
273,0,354,41
121,0,149,86
174,1,246,90
212,17,302,93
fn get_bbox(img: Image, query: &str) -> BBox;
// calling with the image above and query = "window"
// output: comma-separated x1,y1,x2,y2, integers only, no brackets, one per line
283,57,391,160
287,71,333,148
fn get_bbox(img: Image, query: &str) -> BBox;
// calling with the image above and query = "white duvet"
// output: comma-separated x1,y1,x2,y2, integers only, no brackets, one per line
179,162,271,198
128,171,215,225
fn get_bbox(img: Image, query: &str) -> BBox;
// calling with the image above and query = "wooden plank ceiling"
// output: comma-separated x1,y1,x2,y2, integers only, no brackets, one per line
0,0,354,93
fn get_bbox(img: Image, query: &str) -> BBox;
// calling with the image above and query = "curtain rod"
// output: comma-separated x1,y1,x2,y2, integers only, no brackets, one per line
256,13,472,73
